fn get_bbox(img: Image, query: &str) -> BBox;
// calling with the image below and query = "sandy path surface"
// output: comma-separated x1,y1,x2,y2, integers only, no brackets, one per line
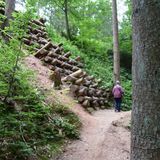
56,108,130,160
25,56,131,160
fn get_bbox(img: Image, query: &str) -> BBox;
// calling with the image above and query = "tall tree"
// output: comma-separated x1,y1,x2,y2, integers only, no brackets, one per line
3,0,15,27
64,0,71,40
131,0,160,159
112,0,120,82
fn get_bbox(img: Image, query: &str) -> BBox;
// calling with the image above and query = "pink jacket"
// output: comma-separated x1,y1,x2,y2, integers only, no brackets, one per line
112,84,124,98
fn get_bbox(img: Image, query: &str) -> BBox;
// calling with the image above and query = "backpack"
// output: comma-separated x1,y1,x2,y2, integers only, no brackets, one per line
113,87,122,98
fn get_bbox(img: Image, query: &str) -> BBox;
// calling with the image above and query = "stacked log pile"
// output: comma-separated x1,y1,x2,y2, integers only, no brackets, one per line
23,18,110,110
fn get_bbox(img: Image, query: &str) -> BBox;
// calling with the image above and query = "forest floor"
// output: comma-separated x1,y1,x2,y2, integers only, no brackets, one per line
25,55,131,160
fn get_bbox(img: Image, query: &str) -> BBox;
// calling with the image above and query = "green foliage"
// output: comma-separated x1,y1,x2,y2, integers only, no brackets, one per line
0,93,80,159
119,0,132,55
0,9,80,160
26,0,112,41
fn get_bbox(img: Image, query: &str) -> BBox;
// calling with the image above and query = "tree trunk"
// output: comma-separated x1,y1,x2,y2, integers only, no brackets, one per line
3,0,15,28
1,0,15,41
64,0,71,40
131,1,160,160
112,0,120,82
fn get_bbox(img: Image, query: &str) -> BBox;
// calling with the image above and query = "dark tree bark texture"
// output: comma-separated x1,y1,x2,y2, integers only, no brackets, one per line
131,1,160,160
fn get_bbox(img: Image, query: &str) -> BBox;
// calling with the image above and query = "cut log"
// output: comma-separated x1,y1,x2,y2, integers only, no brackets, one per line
38,38,48,45
64,51,71,58
90,83,98,88
23,38,31,45
78,87,88,96
70,85,80,95
86,75,94,81
35,42,52,58
51,59,63,67
47,38,52,42
78,96,85,103
88,88,96,96
64,70,73,75
58,55,69,62
82,100,90,107
63,75,78,82
84,96,92,101
75,78,84,85
61,62,73,70
99,100,105,106
31,28,44,35
36,33,41,38
30,34,38,41
84,80,92,87
42,32,48,38
75,56,81,62
67,69,83,79
49,65,56,71
68,59,78,65
54,47,61,54
72,66,80,72
77,63,84,68
31,19,45,27
51,44,59,49
96,90,103,97
35,49,48,59
92,100,100,108
48,52,59,58
44,56,52,63
78,96,92,103
96,79,102,83
92,97,99,101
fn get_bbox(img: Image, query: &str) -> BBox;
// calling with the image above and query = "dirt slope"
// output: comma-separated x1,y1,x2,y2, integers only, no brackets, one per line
25,56,131,160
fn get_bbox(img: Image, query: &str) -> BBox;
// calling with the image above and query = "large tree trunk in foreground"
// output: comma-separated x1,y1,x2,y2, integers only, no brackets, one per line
112,0,120,82
131,1,160,160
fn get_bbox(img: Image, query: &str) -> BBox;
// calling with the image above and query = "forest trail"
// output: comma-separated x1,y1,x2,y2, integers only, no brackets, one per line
25,55,131,160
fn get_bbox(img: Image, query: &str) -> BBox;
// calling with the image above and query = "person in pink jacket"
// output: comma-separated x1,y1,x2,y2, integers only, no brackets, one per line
112,81,124,112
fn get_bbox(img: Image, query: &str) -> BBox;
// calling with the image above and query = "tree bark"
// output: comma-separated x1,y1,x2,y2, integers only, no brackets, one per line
112,0,120,82
1,0,15,41
131,1,160,159
3,0,15,28
64,0,72,40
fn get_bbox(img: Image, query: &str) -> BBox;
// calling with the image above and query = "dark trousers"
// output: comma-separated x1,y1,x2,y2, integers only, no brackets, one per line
114,98,122,112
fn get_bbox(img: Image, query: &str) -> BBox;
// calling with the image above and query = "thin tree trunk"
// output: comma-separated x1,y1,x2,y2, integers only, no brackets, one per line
112,0,120,82
1,0,15,41
64,0,71,40
131,1,160,159
3,0,15,28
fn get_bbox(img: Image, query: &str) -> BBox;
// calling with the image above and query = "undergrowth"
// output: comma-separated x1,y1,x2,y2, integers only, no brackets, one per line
0,40,80,159
47,26,132,111
0,10,80,159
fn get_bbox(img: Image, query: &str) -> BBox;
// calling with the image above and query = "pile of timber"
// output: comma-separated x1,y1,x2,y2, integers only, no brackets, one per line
63,69,110,109
23,18,110,110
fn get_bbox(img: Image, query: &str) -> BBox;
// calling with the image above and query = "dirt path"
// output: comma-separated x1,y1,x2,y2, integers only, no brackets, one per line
25,56,131,160
55,108,130,160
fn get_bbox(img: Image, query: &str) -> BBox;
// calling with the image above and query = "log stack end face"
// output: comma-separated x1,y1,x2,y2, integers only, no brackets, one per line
25,18,110,111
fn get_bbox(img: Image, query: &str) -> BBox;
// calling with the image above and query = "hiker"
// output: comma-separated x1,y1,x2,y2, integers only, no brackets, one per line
112,81,124,112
